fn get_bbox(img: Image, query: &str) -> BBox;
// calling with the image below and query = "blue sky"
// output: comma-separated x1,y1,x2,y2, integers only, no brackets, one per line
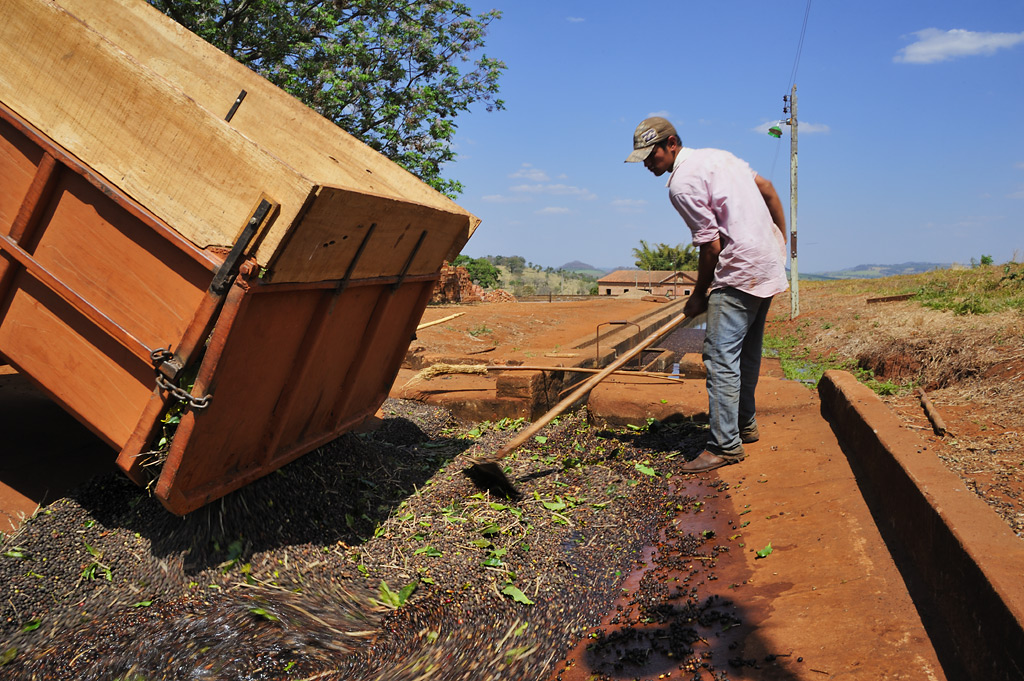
447,0,1024,273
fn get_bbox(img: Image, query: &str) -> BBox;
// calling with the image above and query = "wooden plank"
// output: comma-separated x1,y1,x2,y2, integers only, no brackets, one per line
0,276,153,447
0,0,317,260
866,293,917,304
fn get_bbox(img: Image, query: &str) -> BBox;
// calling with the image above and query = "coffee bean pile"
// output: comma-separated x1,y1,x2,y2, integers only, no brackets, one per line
0,399,735,680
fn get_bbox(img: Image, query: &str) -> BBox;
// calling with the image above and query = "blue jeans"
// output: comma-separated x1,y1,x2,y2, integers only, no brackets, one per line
703,287,772,456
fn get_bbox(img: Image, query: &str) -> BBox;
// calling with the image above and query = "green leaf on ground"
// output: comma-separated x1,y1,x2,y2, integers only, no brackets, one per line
414,546,442,557
635,463,656,476
755,543,773,559
249,607,279,621
501,585,534,605
542,496,567,511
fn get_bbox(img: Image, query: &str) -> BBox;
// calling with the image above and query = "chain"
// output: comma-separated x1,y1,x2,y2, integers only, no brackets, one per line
151,348,211,410
150,348,175,365
155,374,212,410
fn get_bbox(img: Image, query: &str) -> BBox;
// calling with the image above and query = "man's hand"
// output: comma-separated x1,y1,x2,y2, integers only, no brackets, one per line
683,291,708,318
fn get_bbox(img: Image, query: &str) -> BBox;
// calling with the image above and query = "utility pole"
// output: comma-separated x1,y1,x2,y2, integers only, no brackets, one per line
786,85,799,318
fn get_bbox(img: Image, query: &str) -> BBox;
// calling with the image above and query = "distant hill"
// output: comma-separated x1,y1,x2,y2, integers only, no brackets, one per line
560,261,609,278
803,262,952,280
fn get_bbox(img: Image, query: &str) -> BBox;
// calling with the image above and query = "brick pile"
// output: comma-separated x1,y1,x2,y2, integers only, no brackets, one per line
430,263,517,304
482,289,517,303
429,263,480,303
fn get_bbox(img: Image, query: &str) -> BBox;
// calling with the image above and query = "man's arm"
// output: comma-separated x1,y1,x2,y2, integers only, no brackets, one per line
683,239,721,318
754,175,787,241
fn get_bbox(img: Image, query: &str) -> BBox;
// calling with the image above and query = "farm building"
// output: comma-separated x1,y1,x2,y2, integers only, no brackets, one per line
596,270,698,298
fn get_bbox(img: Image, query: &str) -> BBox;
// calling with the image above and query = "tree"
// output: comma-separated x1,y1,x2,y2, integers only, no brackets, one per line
631,240,698,270
149,0,505,196
452,255,499,288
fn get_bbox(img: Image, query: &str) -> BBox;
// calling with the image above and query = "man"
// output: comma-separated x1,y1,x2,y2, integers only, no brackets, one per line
625,116,788,472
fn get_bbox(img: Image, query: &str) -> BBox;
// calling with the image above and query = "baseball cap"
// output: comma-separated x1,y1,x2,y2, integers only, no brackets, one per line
624,117,677,163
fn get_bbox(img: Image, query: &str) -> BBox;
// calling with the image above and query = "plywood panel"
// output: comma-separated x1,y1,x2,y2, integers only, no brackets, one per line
54,0,478,232
0,0,317,258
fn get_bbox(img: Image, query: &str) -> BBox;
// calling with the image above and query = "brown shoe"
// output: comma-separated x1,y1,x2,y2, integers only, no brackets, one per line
680,450,744,473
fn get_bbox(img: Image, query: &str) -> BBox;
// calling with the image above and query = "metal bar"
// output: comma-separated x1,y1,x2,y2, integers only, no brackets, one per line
0,232,154,363
393,229,427,290
225,89,247,122
210,198,273,295
0,102,221,272
336,222,377,293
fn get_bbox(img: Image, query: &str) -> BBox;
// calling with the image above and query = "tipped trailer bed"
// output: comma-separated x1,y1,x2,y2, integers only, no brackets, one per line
0,0,478,514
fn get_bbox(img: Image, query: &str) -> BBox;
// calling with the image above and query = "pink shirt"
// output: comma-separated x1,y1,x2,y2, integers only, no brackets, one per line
667,148,788,298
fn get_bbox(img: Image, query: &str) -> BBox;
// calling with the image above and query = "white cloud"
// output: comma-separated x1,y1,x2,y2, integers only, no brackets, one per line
1015,162,1024,170
610,198,647,213
1008,186,1024,200
566,16,584,23
510,183,597,200
481,194,530,203
753,120,830,135
509,164,550,182
800,122,831,134
537,206,571,215
895,28,1024,64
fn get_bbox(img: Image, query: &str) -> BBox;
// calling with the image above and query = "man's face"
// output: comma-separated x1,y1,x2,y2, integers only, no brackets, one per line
643,139,675,176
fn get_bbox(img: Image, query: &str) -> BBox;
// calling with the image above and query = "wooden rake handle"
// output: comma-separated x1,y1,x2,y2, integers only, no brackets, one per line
492,309,691,459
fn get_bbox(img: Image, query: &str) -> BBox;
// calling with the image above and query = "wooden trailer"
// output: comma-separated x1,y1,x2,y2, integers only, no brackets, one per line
0,0,479,514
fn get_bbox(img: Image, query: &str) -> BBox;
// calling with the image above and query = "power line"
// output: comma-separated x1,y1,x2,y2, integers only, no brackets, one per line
786,0,813,93
770,0,812,179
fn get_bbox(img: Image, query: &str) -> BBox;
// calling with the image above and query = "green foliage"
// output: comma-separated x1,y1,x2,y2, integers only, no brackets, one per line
150,0,506,196
501,584,534,605
483,257,599,296
378,579,419,608
914,261,1024,316
488,255,525,274
452,255,500,288
631,240,698,271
